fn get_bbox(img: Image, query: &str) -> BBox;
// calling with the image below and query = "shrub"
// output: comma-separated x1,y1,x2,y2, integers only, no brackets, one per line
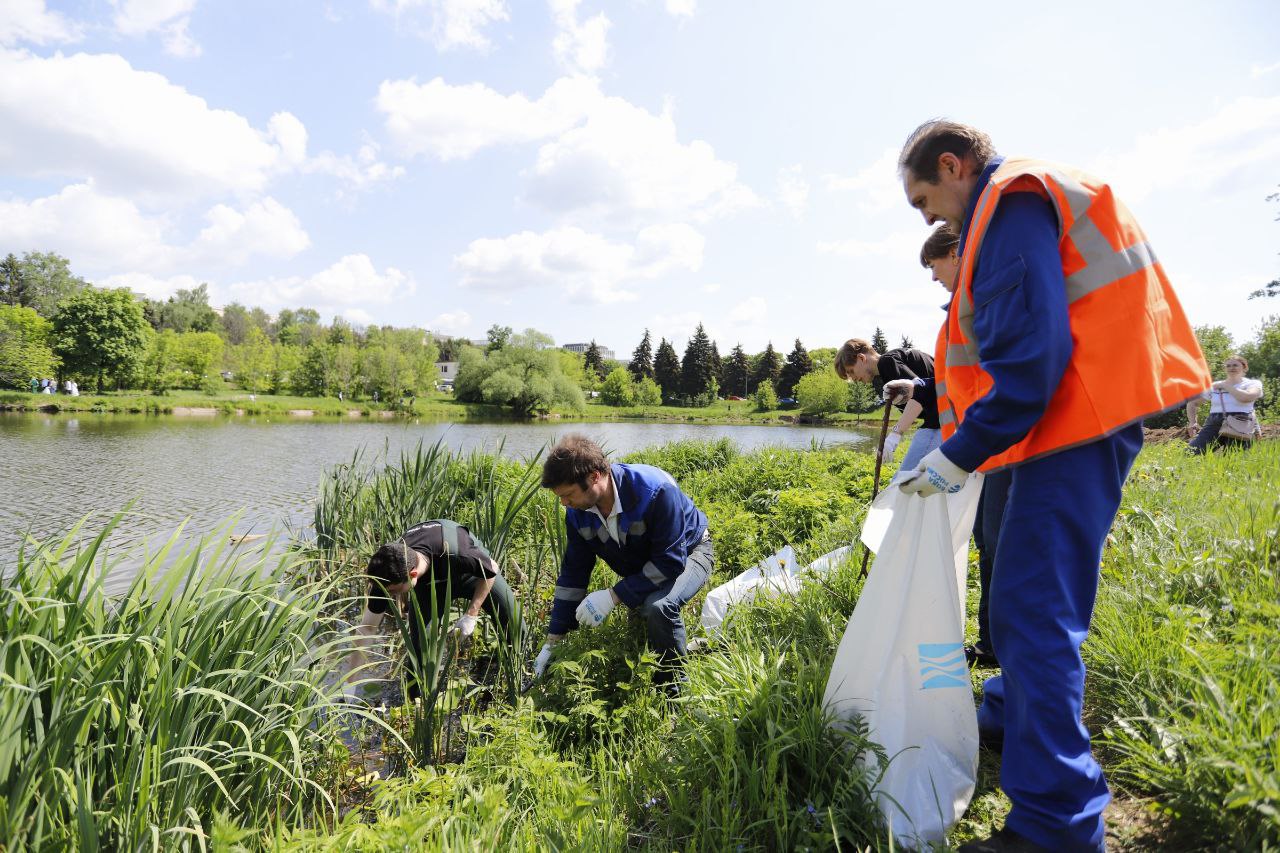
753,382,777,411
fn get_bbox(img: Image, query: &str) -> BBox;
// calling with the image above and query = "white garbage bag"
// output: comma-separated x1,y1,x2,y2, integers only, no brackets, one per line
824,486,979,848
700,545,799,632
801,544,855,578
860,474,983,611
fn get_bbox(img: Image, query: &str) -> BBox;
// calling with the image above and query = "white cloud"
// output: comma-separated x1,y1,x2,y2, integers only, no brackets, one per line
664,0,696,18
189,197,310,266
776,164,809,218
0,183,173,271
370,0,508,51
305,139,406,192
550,0,610,75
429,310,473,335
378,73,755,223
824,146,903,212
377,74,595,160
1250,60,1280,78
1089,96,1280,202
0,49,303,201
525,88,758,223
727,296,767,325
455,223,703,303
702,282,721,293
0,0,82,46
817,229,924,259
223,254,415,314
111,0,201,58
0,184,310,275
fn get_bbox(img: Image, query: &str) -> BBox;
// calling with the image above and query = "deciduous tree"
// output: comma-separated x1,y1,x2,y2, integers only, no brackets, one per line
0,304,57,388
51,287,149,392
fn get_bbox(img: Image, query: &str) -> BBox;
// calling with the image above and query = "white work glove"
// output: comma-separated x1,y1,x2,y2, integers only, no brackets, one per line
452,614,477,638
899,447,969,497
879,431,902,461
575,588,617,629
882,379,915,403
532,643,554,678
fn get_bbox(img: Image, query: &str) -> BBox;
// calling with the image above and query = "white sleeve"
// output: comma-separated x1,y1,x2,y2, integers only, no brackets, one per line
344,606,384,686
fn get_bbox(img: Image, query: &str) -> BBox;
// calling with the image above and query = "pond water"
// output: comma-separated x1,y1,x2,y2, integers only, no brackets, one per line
1,413,870,591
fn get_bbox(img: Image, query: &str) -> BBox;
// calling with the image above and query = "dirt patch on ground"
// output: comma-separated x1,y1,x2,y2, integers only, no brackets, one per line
287,409,315,417
172,407,218,416
1143,423,1276,444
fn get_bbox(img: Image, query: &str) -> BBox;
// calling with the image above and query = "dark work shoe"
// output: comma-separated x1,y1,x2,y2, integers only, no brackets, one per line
958,826,1053,852
965,643,1000,668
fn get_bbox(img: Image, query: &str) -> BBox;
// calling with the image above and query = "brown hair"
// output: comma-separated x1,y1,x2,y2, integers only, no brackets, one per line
898,119,996,183
368,542,413,586
920,224,960,266
834,338,876,380
541,434,610,489
1224,354,1248,372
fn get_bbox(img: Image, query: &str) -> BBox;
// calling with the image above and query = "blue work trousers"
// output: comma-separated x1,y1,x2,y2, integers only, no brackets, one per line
638,534,714,679
976,424,1143,852
973,469,1012,655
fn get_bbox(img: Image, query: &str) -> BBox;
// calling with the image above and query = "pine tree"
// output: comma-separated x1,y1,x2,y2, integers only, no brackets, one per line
778,338,813,397
871,327,889,354
900,335,915,349
0,253,27,307
681,324,715,399
724,344,751,396
706,340,722,391
653,338,681,401
583,340,607,380
752,341,782,393
629,329,654,381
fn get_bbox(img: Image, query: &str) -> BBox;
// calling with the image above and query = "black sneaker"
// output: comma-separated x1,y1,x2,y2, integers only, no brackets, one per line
965,643,1000,668
958,826,1052,852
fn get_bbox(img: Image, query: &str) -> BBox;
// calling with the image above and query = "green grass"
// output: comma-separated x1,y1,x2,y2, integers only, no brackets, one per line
4,438,1277,851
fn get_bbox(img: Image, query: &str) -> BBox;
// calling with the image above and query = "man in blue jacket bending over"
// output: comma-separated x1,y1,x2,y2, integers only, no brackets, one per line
532,434,715,693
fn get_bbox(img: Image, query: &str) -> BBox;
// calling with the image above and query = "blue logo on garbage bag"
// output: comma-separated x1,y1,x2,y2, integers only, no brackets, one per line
918,643,967,689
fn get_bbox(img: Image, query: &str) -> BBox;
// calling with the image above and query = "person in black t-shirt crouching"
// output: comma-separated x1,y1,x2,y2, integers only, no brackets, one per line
834,338,943,480
344,519,521,700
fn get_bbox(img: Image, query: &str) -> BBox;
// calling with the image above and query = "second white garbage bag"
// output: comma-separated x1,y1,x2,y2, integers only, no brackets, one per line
824,486,978,849
700,545,799,632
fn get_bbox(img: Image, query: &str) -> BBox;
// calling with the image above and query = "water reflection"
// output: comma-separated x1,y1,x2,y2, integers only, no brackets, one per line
1,412,869,591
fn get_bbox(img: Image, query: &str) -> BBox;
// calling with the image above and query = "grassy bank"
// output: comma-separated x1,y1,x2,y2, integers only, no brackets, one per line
0,388,879,426
2,439,1276,850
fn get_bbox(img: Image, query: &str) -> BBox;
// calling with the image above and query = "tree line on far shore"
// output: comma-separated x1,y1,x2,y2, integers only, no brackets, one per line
4,249,1276,421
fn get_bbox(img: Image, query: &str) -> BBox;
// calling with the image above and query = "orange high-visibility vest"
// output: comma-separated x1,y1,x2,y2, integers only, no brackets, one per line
936,158,1210,472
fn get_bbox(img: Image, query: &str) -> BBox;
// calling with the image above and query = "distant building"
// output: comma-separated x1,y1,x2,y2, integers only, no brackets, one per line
434,360,459,390
562,343,616,361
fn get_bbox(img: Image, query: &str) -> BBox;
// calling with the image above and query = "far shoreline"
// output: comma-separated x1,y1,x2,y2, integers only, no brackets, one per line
0,391,878,429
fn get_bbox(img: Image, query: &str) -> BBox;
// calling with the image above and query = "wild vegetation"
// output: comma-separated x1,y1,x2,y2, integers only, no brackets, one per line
2,438,1276,851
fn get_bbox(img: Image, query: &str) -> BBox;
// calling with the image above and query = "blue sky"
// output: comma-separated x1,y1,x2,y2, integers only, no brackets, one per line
1,0,1277,358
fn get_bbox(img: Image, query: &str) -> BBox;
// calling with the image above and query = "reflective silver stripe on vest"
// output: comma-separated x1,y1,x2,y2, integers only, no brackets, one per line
1046,169,1158,303
939,406,956,427
1066,240,1157,303
949,274,981,366
628,520,646,536
554,585,587,602
935,379,947,397
577,526,594,540
641,561,667,584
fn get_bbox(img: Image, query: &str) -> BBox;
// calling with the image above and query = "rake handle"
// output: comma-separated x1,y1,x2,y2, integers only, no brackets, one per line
859,399,894,579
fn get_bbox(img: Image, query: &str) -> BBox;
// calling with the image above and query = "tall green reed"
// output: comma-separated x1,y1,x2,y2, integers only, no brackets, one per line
0,514,354,852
